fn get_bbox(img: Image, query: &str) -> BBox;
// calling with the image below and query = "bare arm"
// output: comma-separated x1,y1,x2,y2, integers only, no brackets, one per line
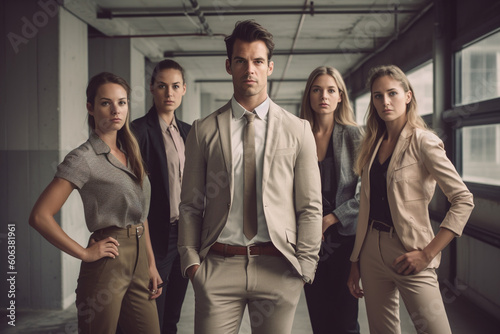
29,177,119,262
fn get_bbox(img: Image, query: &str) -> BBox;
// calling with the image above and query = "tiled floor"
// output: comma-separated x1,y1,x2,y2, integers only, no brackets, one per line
1,282,499,333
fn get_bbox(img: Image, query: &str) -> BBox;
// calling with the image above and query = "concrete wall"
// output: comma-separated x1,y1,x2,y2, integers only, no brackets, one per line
180,75,201,125
130,45,147,119
89,38,148,120
58,8,89,309
1,2,88,309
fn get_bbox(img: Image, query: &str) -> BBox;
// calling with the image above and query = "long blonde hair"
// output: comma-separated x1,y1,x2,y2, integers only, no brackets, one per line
300,66,357,133
354,65,428,175
86,72,146,184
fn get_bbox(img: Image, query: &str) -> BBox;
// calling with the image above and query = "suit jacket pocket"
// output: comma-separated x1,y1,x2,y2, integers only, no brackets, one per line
393,156,419,181
394,157,425,201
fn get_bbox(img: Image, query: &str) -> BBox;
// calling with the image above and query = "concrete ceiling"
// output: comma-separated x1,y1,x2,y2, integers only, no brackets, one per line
64,0,432,105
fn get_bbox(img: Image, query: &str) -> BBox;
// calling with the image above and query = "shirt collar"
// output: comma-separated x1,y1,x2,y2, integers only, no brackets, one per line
89,131,111,155
158,114,179,133
89,131,128,155
231,96,270,120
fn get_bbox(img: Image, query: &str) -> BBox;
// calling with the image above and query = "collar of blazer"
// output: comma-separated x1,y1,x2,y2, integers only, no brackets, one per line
144,106,174,195
215,99,283,193
364,123,414,197
145,105,189,139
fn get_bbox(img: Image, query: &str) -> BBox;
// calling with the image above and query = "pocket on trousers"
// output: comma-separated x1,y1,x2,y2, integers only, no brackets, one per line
78,257,109,281
191,260,206,287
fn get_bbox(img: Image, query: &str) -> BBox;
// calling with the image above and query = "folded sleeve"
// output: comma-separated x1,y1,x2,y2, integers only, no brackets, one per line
55,150,90,189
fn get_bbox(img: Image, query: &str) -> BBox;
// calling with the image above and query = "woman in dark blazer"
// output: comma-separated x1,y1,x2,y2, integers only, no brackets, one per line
130,60,191,334
347,65,474,334
300,66,362,334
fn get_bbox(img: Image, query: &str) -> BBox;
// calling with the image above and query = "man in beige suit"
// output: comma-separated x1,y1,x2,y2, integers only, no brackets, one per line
178,20,322,334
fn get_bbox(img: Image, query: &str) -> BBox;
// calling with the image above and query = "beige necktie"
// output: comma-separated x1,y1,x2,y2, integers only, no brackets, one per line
243,112,258,240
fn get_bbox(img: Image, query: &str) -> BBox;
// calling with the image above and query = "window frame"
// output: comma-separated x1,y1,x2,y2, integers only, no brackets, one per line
445,99,500,198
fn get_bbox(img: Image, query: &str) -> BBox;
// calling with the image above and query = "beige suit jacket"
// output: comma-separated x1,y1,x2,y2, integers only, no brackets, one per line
178,100,322,279
350,125,474,269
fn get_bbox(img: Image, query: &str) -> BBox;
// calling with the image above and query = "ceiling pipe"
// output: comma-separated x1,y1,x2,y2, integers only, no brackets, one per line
97,8,418,19
344,1,433,81
163,48,372,58
195,79,307,83
271,0,309,99
89,33,226,39
187,0,213,36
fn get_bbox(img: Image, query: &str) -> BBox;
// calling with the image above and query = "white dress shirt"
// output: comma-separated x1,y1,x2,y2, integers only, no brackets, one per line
217,96,272,246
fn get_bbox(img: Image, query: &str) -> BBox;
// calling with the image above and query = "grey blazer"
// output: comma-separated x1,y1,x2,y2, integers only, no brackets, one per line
329,123,362,236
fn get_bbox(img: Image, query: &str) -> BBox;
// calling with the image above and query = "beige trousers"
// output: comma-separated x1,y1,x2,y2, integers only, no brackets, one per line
192,252,304,334
76,225,160,334
359,227,452,334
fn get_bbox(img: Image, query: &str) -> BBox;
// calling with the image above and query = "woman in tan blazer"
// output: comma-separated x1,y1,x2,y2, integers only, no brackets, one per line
347,65,474,334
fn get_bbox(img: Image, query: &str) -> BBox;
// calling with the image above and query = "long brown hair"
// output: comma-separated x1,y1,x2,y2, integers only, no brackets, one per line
354,65,428,175
86,72,145,184
300,66,357,133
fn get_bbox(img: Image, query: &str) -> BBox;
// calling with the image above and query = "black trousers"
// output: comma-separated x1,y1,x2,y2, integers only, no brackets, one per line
304,225,360,334
154,223,189,334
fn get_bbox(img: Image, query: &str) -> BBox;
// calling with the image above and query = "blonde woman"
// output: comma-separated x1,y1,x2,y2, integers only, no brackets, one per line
347,65,474,333
300,66,362,334
29,72,161,334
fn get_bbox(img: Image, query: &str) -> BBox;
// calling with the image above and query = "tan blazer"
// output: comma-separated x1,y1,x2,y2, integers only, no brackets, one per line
178,100,323,279
350,124,474,268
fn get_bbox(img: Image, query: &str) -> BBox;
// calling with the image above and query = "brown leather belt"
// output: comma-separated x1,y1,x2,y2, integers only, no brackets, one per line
95,223,144,238
210,242,282,257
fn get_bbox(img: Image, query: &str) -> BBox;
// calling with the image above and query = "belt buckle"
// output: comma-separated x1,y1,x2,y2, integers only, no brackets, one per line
247,244,258,257
136,225,144,238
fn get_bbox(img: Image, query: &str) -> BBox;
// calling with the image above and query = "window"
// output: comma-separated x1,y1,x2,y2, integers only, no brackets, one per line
407,62,433,116
455,30,500,105
354,92,370,125
462,124,500,186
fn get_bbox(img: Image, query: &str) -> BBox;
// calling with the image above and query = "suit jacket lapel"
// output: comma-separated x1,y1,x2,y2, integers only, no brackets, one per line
363,135,384,198
332,123,343,185
175,114,189,141
216,102,233,177
387,124,412,184
262,101,282,192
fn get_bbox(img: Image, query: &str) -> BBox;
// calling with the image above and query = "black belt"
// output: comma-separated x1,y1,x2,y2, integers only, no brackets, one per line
370,219,393,233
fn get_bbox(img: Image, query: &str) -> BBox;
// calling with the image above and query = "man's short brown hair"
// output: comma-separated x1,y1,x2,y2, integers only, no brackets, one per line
224,20,275,63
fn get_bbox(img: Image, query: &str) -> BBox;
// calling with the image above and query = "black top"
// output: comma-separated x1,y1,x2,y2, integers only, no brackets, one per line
369,153,394,226
318,137,337,217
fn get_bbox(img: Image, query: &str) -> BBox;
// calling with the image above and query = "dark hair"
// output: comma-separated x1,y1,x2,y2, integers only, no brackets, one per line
224,20,275,63
150,59,185,86
86,72,145,184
